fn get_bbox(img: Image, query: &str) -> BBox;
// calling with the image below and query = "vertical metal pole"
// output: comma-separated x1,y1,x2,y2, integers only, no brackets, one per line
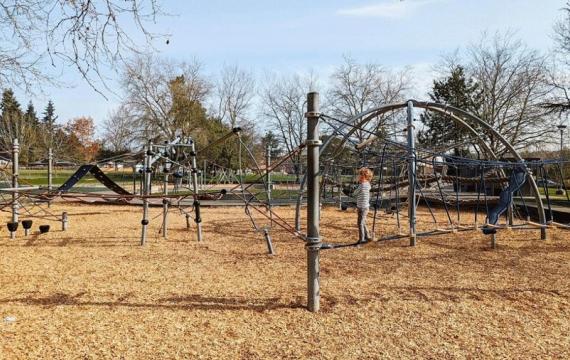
202,159,207,190
306,92,322,312
266,143,272,211
62,212,68,231
11,138,19,239
190,140,203,242
47,148,53,207
132,166,136,194
337,165,342,210
561,128,564,157
407,101,417,247
263,228,275,256
139,167,144,196
140,144,151,245
558,127,565,195
162,172,169,238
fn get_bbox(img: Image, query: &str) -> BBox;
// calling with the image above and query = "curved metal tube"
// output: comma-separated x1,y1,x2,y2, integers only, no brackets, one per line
294,100,546,238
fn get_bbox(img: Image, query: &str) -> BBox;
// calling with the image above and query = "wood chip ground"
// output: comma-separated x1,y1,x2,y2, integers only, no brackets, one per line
1,203,569,359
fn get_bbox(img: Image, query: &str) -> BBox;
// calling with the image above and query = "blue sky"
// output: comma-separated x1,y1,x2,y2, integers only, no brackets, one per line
20,0,565,131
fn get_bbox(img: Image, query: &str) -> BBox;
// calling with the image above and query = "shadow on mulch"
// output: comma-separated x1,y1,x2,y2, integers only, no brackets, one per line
0,292,304,312
369,285,569,302
318,285,569,312
0,235,141,248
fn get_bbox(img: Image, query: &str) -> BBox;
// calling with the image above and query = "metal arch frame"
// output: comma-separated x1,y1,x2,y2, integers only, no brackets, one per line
295,100,547,239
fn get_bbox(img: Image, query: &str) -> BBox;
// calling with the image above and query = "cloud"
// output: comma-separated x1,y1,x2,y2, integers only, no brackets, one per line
337,0,444,19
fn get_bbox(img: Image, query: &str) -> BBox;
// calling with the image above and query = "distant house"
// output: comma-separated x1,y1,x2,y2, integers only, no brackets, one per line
55,161,77,168
102,162,124,169
29,160,77,168
29,160,48,168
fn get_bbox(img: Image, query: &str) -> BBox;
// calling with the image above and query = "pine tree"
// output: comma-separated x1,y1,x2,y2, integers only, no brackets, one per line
39,99,61,153
0,89,38,162
0,89,24,151
418,66,481,156
261,131,282,159
24,101,39,127
43,100,58,130
23,101,41,161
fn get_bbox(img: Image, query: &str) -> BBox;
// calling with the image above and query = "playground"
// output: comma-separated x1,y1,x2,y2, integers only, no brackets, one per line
1,203,569,358
0,95,569,359
4,1,570,358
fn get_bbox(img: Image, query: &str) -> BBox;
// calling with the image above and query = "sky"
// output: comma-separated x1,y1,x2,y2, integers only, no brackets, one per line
18,0,566,133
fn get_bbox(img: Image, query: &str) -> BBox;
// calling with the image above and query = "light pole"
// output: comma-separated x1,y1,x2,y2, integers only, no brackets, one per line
557,124,567,195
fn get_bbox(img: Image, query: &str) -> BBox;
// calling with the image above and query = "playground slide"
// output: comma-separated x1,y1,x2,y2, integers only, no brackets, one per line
57,165,132,195
482,167,527,235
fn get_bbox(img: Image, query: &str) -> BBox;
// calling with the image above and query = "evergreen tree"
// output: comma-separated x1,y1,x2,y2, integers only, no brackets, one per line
0,89,37,162
1,89,21,115
418,66,481,156
23,101,41,161
43,100,58,130
261,131,282,159
39,99,62,154
24,101,39,127
0,89,24,151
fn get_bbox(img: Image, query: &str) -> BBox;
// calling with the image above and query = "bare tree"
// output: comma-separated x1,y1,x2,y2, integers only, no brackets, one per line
209,65,256,167
555,2,570,58
120,54,211,142
102,105,139,152
542,3,570,115
327,55,410,143
0,0,163,93
214,65,255,129
465,32,555,155
260,73,316,180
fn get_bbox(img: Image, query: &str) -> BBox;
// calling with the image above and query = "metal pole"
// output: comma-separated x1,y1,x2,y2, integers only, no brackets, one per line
406,101,417,246
140,167,144,196
140,144,151,245
11,138,19,239
162,172,169,238
337,165,342,210
561,128,564,156
306,92,322,312
557,126,566,195
132,166,136,194
266,143,272,211
47,147,53,207
263,228,275,256
190,140,203,242
202,159,207,190
62,212,68,231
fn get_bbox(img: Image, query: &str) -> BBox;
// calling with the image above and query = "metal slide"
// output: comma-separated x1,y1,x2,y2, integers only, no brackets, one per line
482,167,527,234
57,165,132,195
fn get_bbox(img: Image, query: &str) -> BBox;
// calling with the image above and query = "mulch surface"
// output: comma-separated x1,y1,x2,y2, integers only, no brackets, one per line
0,203,569,359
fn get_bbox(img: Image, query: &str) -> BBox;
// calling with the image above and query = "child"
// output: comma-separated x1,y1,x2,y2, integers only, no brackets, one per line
354,167,373,243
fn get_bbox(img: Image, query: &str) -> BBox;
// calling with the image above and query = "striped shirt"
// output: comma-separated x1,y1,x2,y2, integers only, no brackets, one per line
354,181,371,209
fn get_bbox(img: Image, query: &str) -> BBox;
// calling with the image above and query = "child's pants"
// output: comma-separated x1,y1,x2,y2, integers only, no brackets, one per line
357,207,370,242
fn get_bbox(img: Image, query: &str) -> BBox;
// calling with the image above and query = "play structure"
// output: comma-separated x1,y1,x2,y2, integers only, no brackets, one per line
300,92,570,312
0,139,67,239
1,93,570,313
